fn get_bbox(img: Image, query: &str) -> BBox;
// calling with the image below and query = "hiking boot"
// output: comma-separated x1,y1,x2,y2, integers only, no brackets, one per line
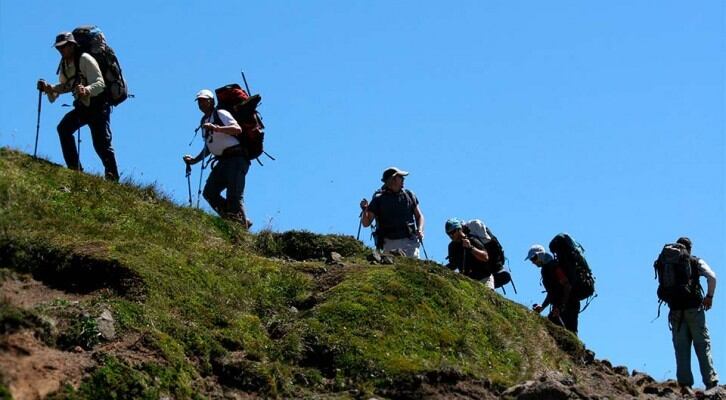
680,385,695,397
705,380,719,390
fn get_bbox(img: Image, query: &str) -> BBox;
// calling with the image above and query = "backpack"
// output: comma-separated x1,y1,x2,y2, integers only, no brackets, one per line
654,243,703,309
370,188,417,250
70,26,128,106
463,221,505,271
548,233,595,301
214,84,265,160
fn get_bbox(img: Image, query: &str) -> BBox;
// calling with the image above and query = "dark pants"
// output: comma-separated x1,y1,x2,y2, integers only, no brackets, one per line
548,298,581,335
57,100,119,181
203,155,250,221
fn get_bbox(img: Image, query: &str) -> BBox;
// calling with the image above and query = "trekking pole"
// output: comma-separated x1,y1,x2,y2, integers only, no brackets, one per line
356,209,363,240
185,162,193,207
241,70,251,93
76,128,82,171
33,88,42,158
419,238,429,260
196,156,207,209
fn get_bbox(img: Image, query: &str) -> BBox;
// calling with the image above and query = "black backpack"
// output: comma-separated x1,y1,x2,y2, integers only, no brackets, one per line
654,243,703,309
70,26,128,106
548,233,595,301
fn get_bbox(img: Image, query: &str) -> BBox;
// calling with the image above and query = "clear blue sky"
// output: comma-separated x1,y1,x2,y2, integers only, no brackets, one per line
1,0,723,386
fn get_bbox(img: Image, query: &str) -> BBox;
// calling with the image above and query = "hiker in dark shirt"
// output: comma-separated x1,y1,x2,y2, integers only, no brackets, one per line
445,218,494,289
360,167,425,258
526,244,580,335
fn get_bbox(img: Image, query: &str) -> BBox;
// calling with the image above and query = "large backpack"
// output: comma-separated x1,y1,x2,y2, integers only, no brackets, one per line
654,243,702,309
462,220,511,289
214,84,265,160
70,26,128,106
548,233,595,301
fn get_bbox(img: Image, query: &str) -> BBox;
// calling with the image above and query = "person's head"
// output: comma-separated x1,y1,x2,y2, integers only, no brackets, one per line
195,89,215,114
676,236,692,254
381,167,408,192
445,218,464,241
53,32,78,60
525,244,546,267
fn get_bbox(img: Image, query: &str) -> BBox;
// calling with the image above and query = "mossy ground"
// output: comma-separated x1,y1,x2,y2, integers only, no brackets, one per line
0,148,582,398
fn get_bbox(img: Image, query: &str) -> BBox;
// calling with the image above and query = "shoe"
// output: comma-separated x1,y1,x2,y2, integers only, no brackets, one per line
705,380,718,390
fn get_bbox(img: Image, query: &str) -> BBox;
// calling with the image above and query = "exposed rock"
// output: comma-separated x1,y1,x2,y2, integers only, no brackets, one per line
96,308,115,340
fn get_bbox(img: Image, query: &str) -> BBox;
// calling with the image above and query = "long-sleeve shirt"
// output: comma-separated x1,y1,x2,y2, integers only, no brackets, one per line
48,53,105,107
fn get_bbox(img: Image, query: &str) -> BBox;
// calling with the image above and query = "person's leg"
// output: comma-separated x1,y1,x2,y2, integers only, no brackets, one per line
481,274,495,290
87,103,119,181
202,162,226,216
562,299,580,335
223,157,251,226
57,108,84,171
685,309,719,388
669,310,695,387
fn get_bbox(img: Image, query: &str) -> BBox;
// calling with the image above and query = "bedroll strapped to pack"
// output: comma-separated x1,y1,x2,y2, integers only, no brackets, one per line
214,83,265,160
462,220,513,290
71,25,128,106
549,233,595,301
654,243,702,309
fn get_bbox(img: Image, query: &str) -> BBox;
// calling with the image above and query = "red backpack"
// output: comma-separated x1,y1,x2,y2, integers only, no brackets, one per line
214,84,266,161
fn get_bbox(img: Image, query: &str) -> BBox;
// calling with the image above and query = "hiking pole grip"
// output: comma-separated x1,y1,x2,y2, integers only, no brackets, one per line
34,89,42,158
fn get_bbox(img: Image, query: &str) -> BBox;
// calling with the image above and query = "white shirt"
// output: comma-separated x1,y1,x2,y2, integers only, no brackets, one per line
203,109,241,156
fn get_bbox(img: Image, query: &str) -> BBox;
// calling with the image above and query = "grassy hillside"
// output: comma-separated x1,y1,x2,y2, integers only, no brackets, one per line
0,148,584,399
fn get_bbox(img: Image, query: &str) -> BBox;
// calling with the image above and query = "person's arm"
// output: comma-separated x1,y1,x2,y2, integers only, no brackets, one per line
76,54,105,98
697,259,717,310
183,145,209,165
463,237,489,262
413,204,424,240
202,110,242,135
360,200,375,227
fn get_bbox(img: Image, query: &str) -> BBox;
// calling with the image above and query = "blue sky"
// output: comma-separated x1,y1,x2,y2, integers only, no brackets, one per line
1,1,724,386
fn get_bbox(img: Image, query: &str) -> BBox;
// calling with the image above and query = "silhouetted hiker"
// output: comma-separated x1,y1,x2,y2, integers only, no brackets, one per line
655,237,718,392
183,89,252,228
526,244,580,335
359,167,425,258
37,32,120,181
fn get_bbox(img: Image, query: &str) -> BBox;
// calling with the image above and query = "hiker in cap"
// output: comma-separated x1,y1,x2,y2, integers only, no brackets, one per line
665,237,719,392
444,218,495,289
36,32,120,181
360,167,425,258
183,89,252,228
526,244,580,335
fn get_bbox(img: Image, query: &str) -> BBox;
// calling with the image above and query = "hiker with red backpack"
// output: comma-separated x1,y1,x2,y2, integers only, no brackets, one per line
37,31,121,181
526,244,580,335
655,237,718,392
183,89,252,228
359,167,425,258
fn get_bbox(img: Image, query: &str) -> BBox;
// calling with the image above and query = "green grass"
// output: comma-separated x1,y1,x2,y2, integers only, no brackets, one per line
0,148,583,398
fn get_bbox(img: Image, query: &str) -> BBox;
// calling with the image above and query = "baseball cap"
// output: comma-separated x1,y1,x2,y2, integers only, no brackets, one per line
525,244,545,261
445,218,462,234
195,89,214,101
381,167,409,182
53,32,77,48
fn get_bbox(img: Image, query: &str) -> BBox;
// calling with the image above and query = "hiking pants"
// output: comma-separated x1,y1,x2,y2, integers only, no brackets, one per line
203,155,250,219
57,100,119,181
382,237,420,258
548,298,580,335
669,308,719,388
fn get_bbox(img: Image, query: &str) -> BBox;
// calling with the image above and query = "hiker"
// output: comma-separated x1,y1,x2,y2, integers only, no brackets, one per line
36,32,120,181
526,244,580,335
444,218,495,289
359,167,425,258
183,89,252,228
659,237,718,391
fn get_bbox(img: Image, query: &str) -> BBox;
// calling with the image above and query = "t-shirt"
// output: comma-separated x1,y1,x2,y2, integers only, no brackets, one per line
368,188,418,240
203,109,241,156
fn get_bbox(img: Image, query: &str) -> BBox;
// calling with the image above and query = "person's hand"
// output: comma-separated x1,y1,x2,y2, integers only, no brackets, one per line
416,230,424,240
75,85,89,97
462,238,471,249
703,295,713,311
359,198,368,211
37,79,48,91
202,123,217,132
183,155,193,164
532,304,543,313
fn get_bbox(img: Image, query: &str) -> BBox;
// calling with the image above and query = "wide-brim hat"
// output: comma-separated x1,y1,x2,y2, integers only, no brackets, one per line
53,32,77,48
381,167,409,182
